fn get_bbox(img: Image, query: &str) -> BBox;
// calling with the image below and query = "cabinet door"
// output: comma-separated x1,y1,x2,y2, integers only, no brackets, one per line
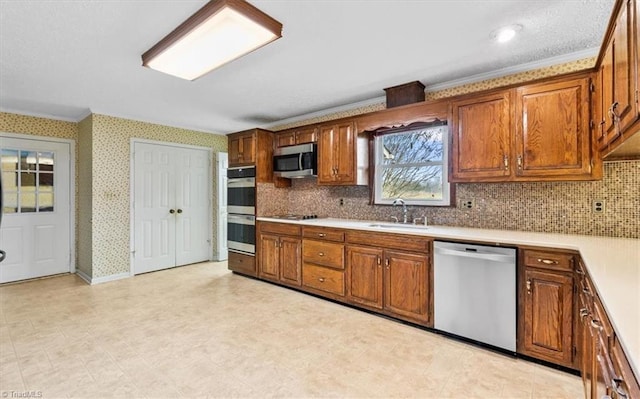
228,137,241,165
383,250,429,323
295,126,318,144
279,237,301,286
600,44,617,149
346,246,383,309
580,306,595,398
258,234,279,281
606,0,637,135
228,132,256,166
317,125,337,183
450,90,512,181
522,269,574,367
515,78,592,178
317,122,356,185
240,134,256,164
276,131,296,148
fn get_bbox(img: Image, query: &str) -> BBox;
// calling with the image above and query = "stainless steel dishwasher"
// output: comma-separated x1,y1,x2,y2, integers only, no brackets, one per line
433,241,516,352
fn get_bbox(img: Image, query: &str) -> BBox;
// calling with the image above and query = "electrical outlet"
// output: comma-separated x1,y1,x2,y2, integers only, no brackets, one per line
339,198,344,206
592,199,605,213
460,199,474,209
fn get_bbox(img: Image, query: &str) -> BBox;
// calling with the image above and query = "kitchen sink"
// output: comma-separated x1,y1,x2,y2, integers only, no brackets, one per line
367,223,428,230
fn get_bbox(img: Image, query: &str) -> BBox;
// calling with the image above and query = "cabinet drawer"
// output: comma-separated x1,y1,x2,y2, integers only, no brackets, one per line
259,222,301,236
522,250,574,271
303,240,344,269
303,226,345,242
228,252,256,276
346,230,430,253
302,263,345,296
611,335,640,399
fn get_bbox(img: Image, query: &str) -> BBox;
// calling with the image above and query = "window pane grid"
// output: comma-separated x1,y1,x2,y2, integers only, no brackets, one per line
1,148,54,213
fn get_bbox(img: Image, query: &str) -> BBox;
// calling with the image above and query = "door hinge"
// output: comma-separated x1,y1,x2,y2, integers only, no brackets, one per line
635,89,638,104
573,346,577,358
589,80,595,93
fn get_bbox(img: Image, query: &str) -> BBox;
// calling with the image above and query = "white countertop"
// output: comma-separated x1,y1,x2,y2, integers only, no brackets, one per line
258,217,640,376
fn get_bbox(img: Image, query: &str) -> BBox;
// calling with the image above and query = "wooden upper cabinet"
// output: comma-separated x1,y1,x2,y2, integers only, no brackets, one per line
275,126,318,148
228,131,256,166
318,121,356,185
607,0,637,134
450,90,513,181
597,0,639,154
515,77,593,178
275,130,296,148
227,129,274,182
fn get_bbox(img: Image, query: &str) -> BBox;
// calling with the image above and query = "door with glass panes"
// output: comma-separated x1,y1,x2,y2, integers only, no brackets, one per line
0,135,72,283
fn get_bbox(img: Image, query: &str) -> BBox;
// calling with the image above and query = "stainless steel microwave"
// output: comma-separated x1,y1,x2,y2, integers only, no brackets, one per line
273,143,317,178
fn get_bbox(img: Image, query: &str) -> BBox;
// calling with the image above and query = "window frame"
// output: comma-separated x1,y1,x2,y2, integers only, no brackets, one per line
372,123,451,207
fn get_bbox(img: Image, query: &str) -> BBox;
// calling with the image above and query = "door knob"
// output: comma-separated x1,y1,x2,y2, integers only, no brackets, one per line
177,209,183,214
169,209,175,214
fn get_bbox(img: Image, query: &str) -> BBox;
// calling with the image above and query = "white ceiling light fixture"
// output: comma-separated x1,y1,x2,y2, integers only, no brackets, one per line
142,0,282,81
491,24,523,43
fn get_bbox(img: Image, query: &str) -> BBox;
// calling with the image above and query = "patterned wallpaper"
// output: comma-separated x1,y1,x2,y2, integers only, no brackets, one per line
270,57,597,131
1,111,228,280
89,114,227,278
77,115,93,277
259,161,639,239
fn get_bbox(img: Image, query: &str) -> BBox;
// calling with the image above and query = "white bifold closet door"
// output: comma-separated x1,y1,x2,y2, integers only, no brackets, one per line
133,142,210,275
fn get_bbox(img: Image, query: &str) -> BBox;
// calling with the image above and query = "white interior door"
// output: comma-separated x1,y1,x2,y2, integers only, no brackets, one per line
133,141,210,275
175,147,210,265
133,142,176,274
0,136,71,283
216,152,228,261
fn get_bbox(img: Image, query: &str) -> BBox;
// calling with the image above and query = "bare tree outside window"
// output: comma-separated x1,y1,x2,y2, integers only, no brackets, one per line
374,125,450,206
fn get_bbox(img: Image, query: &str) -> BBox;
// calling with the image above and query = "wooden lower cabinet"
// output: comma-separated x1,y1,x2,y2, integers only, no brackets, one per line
346,245,430,325
257,223,302,286
518,248,575,368
227,251,256,276
346,246,383,309
576,259,640,399
302,263,345,296
521,268,574,367
384,250,430,323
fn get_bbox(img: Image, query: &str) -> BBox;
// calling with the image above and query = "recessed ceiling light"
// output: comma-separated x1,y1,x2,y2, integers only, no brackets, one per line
491,24,523,43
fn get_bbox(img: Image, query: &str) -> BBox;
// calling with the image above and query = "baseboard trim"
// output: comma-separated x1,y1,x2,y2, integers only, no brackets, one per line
75,269,92,284
75,270,130,285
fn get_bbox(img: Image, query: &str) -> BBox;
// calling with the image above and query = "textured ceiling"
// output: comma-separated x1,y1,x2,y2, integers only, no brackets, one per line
0,0,615,134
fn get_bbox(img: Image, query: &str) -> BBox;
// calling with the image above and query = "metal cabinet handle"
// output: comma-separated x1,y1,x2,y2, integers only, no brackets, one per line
526,280,532,294
503,155,509,170
177,209,183,214
377,256,381,266
169,209,175,214
590,319,603,331
575,267,585,276
318,252,325,257
537,258,558,265
517,155,523,169
385,258,390,268
318,277,325,282
318,233,326,237
580,308,590,319
612,378,628,398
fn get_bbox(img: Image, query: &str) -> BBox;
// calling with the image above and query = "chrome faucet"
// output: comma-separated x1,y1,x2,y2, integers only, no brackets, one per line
392,198,408,224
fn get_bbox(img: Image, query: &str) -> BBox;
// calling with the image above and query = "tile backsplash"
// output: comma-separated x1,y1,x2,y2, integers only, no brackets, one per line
258,160,640,239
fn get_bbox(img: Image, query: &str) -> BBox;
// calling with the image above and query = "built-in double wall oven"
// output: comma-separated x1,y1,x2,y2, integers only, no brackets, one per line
227,166,256,256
